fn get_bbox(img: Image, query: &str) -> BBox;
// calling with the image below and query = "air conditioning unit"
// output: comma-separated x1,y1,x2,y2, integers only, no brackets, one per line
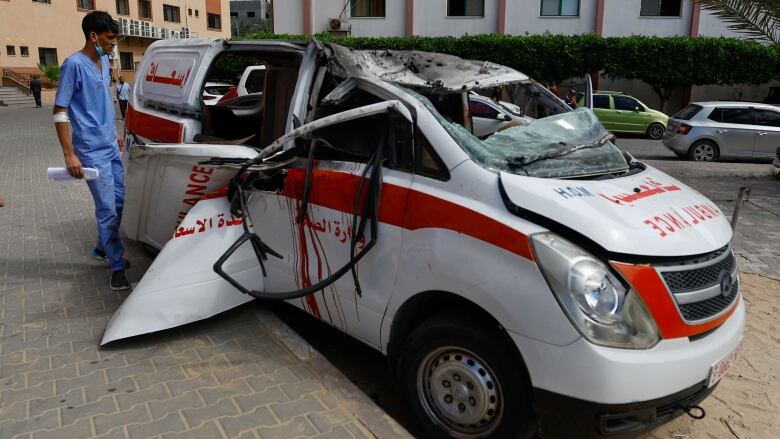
170,30,181,39
159,27,170,39
327,18,350,37
181,26,191,39
141,21,152,38
119,18,131,35
149,26,160,39
129,20,141,36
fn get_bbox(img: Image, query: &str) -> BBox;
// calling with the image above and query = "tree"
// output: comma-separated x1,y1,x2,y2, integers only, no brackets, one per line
694,0,780,44
37,63,59,83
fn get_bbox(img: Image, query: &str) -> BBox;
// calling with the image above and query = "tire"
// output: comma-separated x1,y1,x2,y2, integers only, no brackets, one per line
397,313,534,439
646,123,665,140
687,140,719,162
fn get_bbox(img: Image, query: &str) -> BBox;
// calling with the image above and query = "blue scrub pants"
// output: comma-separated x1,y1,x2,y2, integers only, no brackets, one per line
86,155,126,272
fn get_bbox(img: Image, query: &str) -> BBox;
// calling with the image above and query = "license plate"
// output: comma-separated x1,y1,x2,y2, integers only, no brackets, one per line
707,342,742,388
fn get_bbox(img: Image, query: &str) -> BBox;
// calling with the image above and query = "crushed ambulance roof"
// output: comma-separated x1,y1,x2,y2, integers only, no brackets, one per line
323,43,529,93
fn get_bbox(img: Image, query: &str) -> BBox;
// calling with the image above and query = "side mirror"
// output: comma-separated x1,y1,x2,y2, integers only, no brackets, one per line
497,113,510,121
634,106,641,112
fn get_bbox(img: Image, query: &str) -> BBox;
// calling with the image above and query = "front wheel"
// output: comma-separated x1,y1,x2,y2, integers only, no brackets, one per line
646,123,665,140
687,140,719,162
397,314,534,439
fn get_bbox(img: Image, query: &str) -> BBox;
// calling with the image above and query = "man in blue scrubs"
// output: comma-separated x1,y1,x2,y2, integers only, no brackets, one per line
53,11,130,291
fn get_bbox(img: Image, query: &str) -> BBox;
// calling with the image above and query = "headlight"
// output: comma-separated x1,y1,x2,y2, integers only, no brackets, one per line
532,233,659,349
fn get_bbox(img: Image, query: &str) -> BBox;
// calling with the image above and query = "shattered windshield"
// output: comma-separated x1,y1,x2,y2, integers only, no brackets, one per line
409,88,629,179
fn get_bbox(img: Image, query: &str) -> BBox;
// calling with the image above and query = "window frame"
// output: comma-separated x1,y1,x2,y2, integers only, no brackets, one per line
20,46,29,57
207,13,222,30
76,0,95,11
613,95,642,111
32,0,51,4
639,0,682,17
350,0,386,18
138,0,152,20
753,108,780,128
539,0,580,17
415,129,450,181
446,0,485,18
163,4,181,23
115,0,129,15
119,51,134,70
38,47,58,66
592,94,611,110
469,99,502,119
708,107,752,125
6,45,16,56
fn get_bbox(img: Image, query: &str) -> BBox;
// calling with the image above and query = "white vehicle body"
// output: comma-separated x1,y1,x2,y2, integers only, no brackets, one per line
114,39,744,438
469,93,534,138
237,65,266,97
202,81,232,106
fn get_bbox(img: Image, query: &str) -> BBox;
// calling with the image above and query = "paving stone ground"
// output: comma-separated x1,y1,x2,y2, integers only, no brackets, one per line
0,106,409,439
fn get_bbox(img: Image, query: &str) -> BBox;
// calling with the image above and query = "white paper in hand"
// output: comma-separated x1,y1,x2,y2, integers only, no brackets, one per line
47,167,99,183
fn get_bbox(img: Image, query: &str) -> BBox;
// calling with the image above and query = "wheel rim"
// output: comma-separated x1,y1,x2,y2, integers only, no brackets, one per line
693,143,716,161
417,347,502,438
649,124,664,139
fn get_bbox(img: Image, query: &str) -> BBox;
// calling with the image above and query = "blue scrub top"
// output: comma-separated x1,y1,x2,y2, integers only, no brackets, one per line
55,52,118,165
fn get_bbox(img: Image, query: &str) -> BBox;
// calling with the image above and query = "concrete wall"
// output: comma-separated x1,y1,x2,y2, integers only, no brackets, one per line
274,0,305,34
348,0,406,37
601,0,693,36
505,0,597,36
696,9,744,38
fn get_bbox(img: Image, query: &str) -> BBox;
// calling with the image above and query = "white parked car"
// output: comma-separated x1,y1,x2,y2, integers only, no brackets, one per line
201,81,233,106
116,39,744,438
469,93,534,138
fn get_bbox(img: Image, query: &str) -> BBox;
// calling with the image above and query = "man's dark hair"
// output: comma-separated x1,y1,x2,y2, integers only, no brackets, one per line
82,11,119,39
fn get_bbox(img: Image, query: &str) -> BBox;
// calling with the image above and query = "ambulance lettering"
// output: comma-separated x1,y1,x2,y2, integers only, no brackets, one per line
176,166,215,226
554,186,593,199
600,178,681,205
643,203,721,237
144,62,191,88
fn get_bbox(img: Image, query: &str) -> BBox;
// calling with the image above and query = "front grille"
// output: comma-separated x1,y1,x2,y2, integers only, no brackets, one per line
661,252,735,293
679,279,739,321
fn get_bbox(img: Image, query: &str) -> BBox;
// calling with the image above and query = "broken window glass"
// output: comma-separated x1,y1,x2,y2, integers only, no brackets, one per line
408,89,628,179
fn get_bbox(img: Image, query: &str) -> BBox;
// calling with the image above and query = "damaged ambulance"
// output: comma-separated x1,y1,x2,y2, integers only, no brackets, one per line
109,39,744,438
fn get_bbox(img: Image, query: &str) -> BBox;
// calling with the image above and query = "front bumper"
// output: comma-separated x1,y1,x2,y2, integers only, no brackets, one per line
534,380,716,438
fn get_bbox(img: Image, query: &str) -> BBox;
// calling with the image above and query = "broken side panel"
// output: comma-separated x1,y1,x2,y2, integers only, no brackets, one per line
122,144,258,250
102,195,261,345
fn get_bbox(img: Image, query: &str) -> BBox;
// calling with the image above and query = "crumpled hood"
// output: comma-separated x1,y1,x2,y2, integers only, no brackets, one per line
500,166,732,257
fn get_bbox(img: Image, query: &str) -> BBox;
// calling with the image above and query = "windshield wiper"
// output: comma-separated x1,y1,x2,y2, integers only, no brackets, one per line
506,133,616,169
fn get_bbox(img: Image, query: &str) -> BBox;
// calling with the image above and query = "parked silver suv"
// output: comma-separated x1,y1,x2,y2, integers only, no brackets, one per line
663,102,780,161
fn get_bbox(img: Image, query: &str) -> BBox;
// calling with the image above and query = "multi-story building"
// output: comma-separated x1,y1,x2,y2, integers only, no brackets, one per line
230,0,271,33
0,0,230,79
270,0,772,110
272,0,739,39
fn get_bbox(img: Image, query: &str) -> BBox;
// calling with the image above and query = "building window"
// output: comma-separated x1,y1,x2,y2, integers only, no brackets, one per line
32,0,51,4
138,0,152,19
207,13,221,29
163,4,181,22
230,12,238,17
640,0,681,16
351,0,385,17
447,0,484,17
77,0,95,10
116,0,129,15
195,9,199,17
188,8,193,16
6,46,16,56
119,51,134,70
20,46,29,57
247,11,255,17
39,48,58,66
540,0,579,16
